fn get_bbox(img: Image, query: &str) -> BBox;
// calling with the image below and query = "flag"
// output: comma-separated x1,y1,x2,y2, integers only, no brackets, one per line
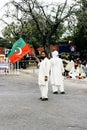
28,47,35,56
8,38,32,64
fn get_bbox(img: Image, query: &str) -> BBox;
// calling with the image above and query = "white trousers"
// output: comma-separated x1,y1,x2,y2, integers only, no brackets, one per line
52,83,64,93
39,82,48,98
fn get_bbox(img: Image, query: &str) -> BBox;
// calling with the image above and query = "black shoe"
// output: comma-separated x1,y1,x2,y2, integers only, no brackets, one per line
42,98,48,101
39,97,42,100
60,92,65,94
53,91,58,94
44,98,48,101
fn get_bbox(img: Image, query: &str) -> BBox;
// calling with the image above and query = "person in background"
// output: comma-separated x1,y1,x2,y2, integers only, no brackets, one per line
63,59,74,77
68,60,86,79
50,50,65,94
34,51,50,101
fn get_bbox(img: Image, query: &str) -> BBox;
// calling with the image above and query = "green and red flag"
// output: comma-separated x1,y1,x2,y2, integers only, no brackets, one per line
8,38,32,64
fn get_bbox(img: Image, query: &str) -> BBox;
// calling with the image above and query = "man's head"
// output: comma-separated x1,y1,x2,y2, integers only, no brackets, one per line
51,50,59,58
40,51,48,59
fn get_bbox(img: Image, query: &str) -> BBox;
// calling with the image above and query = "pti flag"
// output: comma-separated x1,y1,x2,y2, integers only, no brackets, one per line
8,38,32,64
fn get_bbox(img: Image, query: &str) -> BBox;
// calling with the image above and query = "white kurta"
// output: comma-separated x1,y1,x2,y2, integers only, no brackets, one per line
38,57,50,85
69,65,86,79
38,57,50,98
50,57,64,85
50,57,65,93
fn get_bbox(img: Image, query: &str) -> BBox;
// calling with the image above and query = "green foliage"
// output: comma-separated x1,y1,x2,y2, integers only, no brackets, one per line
2,14,64,49
0,37,9,48
1,0,78,53
72,0,87,50
2,20,42,48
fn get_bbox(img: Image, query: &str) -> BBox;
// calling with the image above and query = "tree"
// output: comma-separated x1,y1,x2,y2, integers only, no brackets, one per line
1,0,78,55
0,37,9,48
72,0,87,50
2,20,42,48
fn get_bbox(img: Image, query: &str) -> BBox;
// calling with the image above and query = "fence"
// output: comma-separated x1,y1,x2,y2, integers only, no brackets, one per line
0,58,38,75
0,58,19,75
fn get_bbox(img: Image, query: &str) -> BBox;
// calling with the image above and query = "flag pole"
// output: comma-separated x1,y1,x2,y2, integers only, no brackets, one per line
17,61,19,75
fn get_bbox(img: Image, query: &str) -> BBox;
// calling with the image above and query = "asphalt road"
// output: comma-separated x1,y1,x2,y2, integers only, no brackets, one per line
0,73,87,130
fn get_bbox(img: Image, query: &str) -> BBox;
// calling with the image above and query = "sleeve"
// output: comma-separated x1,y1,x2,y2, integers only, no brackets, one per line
45,60,50,77
61,59,64,73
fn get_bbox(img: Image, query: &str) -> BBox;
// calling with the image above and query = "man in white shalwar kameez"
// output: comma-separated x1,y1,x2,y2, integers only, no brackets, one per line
38,51,50,101
50,50,65,94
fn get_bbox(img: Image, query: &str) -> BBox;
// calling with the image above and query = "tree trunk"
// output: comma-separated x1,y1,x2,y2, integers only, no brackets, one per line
44,39,51,58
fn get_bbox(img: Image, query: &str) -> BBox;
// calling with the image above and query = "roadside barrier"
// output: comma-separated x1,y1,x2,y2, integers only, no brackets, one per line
0,59,19,75
0,59,37,75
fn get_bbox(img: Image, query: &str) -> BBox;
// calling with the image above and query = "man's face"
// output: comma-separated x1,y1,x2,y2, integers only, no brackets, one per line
41,52,46,59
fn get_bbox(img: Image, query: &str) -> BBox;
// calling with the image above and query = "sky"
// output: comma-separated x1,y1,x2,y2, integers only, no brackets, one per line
0,0,9,8
0,0,12,36
0,0,72,37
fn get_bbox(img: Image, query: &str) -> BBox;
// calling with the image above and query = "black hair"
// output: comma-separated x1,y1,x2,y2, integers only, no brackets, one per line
41,51,48,57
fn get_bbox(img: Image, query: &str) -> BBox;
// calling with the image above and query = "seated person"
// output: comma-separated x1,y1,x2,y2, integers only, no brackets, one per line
68,63,86,79
63,59,74,77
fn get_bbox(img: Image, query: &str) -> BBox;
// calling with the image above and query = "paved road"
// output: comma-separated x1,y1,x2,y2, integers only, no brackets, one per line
0,72,87,130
